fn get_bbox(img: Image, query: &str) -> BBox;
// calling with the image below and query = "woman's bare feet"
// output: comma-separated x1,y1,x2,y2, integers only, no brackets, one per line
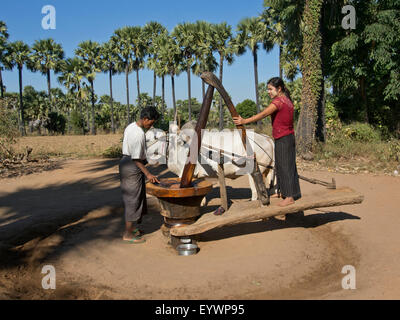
277,197,295,207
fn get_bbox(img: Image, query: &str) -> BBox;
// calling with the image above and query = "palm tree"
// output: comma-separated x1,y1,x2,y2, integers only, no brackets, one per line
0,21,9,99
100,40,121,134
261,7,285,78
151,32,171,118
58,57,87,134
210,22,234,130
192,21,217,100
158,34,183,122
172,22,198,122
130,26,146,117
6,41,32,135
143,21,167,104
236,17,274,127
112,26,143,122
30,39,64,112
112,27,134,123
75,40,101,135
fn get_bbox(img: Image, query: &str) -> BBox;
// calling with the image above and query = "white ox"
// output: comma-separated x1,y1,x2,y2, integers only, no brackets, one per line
146,122,275,201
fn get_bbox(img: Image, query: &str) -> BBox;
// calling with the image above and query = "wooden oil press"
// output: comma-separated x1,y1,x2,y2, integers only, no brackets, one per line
146,85,216,248
146,72,364,252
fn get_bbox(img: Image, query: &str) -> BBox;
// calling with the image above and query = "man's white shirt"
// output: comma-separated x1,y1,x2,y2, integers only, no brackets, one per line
122,122,147,160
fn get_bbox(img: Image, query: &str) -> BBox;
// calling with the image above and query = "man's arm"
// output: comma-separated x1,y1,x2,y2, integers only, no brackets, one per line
133,160,160,183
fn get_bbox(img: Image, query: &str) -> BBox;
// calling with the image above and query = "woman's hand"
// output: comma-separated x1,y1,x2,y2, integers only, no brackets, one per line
233,115,246,126
146,173,160,184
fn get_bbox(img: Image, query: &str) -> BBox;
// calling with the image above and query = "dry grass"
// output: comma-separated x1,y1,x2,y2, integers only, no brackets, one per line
15,134,123,159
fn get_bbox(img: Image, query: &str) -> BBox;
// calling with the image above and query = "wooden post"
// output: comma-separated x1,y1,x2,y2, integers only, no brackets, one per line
180,85,214,188
217,150,228,211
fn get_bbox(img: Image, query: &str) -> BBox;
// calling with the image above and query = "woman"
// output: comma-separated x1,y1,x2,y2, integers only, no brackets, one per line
233,77,301,207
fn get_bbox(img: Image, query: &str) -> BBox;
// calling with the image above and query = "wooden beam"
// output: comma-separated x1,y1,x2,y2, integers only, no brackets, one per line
170,187,364,236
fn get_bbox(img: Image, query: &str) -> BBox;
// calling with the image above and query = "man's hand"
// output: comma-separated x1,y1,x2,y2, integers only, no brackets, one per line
146,173,160,184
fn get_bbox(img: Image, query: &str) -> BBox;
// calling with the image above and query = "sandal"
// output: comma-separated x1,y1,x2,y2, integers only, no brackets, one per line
124,235,146,244
132,228,143,237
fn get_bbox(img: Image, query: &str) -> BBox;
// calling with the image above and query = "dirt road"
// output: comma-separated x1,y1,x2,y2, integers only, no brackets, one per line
0,159,399,299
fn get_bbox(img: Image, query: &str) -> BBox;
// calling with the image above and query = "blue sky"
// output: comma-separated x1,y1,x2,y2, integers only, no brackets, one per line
1,0,280,108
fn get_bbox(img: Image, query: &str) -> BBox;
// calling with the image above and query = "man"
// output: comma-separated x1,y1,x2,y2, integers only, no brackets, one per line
119,106,160,243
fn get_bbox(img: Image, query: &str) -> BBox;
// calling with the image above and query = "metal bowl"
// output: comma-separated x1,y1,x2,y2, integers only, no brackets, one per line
176,243,198,256
180,238,192,244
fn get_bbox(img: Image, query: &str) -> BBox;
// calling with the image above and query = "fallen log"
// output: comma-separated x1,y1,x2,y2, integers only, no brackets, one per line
170,187,364,237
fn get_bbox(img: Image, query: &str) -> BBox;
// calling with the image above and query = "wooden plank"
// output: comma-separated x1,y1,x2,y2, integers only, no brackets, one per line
170,187,364,236
217,162,228,210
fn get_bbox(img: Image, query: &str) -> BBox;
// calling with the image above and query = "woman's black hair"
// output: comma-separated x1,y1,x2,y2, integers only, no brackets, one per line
267,77,292,102
140,106,160,121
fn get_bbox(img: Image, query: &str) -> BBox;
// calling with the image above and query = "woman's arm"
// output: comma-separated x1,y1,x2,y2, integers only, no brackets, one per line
233,103,278,126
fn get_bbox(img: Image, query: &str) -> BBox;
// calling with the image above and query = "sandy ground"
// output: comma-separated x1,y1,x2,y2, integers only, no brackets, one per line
0,158,399,300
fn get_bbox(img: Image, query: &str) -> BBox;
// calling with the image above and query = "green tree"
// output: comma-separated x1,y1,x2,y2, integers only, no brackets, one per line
0,21,9,98
192,21,217,100
112,26,144,122
6,41,32,135
143,21,167,103
76,40,101,135
58,57,88,134
210,22,234,130
100,40,121,134
157,34,183,122
29,39,64,112
236,17,274,127
236,99,257,119
172,22,198,122
295,0,323,155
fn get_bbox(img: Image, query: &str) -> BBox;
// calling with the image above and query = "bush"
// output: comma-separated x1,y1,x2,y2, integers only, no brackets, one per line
102,144,122,158
342,122,381,142
0,108,19,161
236,99,257,119
44,112,66,135
387,138,400,162
70,110,86,134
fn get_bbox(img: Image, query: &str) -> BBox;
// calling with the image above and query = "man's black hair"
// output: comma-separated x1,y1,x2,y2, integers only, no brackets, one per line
140,106,160,121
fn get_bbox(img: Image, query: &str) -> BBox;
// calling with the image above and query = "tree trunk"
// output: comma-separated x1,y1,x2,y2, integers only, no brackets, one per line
67,107,71,133
202,79,205,101
153,71,156,105
296,0,323,155
279,45,283,79
78,84,85,135
109,68,115,134
360,76,369,123
187,64,192,122
86,105,90,133
219,54,224,131
47,69,52,112
18,65,26,136
136,68,141,119
125,64,130,124
316,80,326,142
253,49,261,127
172,75,177,123
90,80,96,135
161,75,165,120
0,67,4,99
316,3,327,143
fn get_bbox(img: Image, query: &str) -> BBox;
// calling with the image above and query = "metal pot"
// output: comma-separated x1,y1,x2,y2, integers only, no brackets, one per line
176,243,198,256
